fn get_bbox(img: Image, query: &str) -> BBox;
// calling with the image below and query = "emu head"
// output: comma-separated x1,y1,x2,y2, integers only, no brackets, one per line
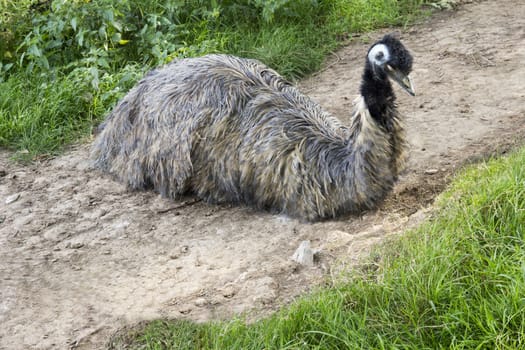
367,34,415,96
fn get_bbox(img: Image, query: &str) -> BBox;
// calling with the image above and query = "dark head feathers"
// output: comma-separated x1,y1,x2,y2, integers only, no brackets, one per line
361,34,415,127
369,34,412,75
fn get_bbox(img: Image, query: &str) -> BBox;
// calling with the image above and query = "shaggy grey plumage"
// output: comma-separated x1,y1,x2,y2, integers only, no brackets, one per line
91,35,414,221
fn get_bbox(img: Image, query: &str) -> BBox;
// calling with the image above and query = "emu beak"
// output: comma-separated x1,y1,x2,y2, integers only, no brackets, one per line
386,65,415,96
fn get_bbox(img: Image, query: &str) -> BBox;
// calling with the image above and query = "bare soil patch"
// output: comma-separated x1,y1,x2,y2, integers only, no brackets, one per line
1,1,524,348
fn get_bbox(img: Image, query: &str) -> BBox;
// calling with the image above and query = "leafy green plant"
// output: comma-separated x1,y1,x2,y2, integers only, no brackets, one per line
0,0,36,76
17,0,126,73
9,1,229,75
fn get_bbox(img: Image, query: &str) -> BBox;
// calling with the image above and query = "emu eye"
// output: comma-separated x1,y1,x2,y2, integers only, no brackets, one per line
375,52,384,61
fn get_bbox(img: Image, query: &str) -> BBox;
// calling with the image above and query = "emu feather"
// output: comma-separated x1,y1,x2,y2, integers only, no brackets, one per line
91,35,414,221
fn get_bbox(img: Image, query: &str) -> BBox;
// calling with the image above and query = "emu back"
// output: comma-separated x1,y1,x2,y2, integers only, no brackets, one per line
91,52,409,221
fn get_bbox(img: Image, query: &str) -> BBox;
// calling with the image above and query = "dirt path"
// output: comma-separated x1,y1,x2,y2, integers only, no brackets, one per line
1,1,524,348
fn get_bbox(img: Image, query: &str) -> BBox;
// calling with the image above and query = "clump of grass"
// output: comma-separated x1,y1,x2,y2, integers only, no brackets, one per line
109,147,525,349
329,0,424,34
0,71,93,160
0,65,142,160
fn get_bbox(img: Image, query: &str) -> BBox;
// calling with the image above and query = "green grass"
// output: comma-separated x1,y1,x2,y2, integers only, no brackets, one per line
109,147,525,349
0,0,435,158
0,72,93,159
0,66,143,160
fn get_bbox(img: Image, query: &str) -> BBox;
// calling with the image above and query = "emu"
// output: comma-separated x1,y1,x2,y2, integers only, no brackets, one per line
91,34,415,221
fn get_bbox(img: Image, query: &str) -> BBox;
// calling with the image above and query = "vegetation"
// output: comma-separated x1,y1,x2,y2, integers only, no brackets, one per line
1,0,435,159
109,146,525,349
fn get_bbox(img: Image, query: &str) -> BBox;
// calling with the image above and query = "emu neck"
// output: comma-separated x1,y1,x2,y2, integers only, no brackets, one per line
359,63,396,131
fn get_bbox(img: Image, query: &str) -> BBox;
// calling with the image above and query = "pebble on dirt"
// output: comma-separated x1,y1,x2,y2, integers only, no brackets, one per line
291,241,315,267
220,285,236,298
68,242,84,249
424,169,439,175
5,193,20,205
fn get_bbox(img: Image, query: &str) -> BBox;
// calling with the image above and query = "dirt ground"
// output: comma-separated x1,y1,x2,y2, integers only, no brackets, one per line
1,0,524,348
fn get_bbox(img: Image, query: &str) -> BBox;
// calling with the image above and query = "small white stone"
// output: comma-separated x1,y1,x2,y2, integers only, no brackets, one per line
5,193,20,205
424,169,439,175
194,298,207,307
220,285,236,298
291,240,314,266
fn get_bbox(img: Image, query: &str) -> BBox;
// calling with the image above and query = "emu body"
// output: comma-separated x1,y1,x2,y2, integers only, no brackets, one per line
91,35,414,221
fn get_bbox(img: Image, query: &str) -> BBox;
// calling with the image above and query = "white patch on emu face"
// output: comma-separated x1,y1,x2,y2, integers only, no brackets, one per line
368,43,390,67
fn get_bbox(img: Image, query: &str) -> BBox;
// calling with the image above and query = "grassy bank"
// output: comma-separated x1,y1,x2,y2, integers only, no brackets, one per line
0,0,436,159
109,145,525,349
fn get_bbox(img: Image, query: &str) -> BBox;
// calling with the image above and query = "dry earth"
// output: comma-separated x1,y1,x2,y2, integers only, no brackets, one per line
1,0,525,348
